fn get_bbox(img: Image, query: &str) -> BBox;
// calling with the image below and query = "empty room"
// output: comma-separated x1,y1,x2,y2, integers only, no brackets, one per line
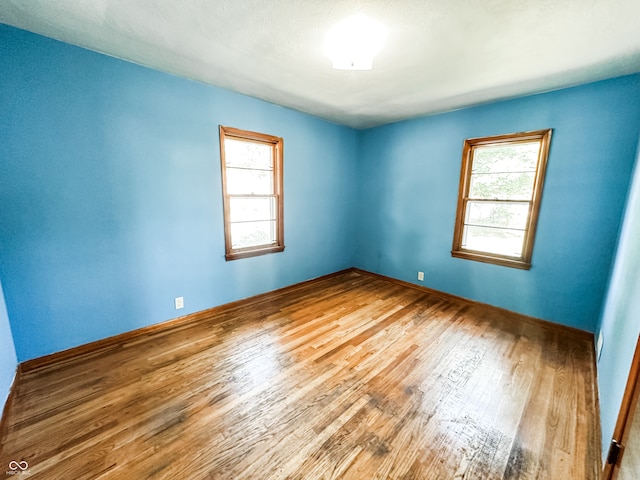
1,1,640,479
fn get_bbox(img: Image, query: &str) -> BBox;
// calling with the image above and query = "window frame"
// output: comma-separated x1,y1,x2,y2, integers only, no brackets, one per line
219,125,285,261
451,129,552,270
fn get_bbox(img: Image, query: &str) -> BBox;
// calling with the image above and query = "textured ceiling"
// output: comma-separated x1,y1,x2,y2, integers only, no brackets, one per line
1,0,640,129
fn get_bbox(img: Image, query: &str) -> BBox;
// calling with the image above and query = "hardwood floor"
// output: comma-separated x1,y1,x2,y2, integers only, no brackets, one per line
0,270,600,479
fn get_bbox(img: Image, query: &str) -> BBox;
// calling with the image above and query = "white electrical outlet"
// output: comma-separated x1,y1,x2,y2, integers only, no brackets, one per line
417,271,424,281
596,332,604,361
175,297,184,310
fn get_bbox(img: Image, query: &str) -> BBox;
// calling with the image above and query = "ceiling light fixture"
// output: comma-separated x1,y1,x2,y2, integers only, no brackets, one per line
324,13,387,71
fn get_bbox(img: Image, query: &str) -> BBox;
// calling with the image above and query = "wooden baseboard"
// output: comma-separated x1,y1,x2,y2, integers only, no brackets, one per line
20,266,593,374
20,268,355,373
0,366,20,436
353,268,594,343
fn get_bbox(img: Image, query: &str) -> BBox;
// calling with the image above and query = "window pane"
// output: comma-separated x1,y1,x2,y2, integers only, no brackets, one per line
469,172,535,200
225,139,273,170
472,142,540,174
230,220,276,249
226,167,273,195
462,225,525,257
465,201,530,230
229,197,276,223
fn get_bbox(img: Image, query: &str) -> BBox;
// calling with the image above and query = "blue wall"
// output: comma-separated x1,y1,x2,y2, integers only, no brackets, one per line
356,75,640,332
596,138,640,459
0,25,358,361
0,277,18,417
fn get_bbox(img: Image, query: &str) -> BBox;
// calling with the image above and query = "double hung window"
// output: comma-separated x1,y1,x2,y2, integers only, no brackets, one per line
451,129,552,269
219,126,284,261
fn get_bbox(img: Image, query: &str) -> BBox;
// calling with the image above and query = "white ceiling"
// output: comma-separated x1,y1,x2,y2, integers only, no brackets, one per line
1,0,640,129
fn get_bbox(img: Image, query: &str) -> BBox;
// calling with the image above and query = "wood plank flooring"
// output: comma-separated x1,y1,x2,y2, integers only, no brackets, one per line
0,270,601,479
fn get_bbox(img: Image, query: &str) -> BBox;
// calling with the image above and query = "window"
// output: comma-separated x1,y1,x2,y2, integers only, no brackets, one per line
451,129,552,269
219,126,284,261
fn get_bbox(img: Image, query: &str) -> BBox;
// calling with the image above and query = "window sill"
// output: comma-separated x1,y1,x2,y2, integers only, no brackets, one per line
451,250,531,270
226,245,285,261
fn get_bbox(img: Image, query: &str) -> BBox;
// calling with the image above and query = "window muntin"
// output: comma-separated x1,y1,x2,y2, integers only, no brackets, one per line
452,129,552,269
219,126,284,260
